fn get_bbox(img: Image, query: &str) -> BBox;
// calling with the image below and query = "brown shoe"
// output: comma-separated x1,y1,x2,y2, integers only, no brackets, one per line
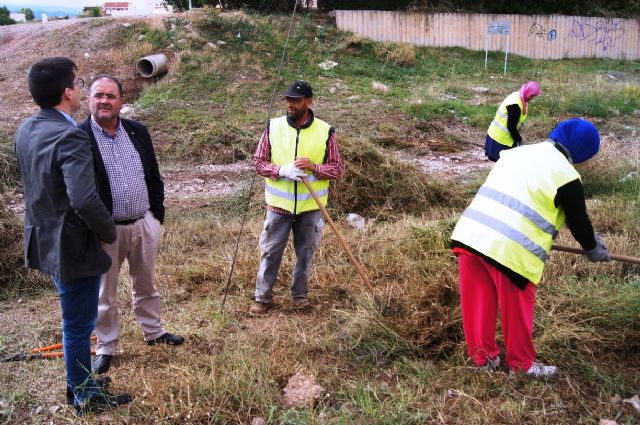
249,301,274,316
292,298,310,309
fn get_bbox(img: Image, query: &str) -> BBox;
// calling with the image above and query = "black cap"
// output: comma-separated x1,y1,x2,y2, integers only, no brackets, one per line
283,80,313,98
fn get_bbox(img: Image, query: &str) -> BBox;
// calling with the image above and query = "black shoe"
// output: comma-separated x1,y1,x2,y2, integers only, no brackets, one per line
75,391,133,415
147,332,185,346
91,354,113,374
66,376,112,405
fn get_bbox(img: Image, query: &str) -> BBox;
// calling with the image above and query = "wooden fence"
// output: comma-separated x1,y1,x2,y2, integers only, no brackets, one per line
335,10,640,60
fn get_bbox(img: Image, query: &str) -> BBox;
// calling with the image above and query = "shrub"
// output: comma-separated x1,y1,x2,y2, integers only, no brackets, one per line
374,42,416,67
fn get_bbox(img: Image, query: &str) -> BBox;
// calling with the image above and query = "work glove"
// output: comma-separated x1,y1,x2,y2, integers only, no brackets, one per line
278,163,306,182
585,233,611,262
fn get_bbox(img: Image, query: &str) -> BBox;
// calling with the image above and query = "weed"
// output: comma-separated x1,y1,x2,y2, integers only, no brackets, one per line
374,42,417,66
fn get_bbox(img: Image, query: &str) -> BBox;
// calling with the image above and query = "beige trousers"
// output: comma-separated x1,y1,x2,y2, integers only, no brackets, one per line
95,210,165,355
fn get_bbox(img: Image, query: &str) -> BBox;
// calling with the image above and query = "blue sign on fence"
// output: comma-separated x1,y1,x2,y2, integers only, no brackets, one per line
488,22,510,34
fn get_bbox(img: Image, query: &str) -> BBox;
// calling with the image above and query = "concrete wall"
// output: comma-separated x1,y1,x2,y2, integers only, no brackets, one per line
335,10,640,60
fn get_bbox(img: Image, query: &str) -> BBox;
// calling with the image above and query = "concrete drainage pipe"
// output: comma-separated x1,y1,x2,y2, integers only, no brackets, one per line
136,54,168,78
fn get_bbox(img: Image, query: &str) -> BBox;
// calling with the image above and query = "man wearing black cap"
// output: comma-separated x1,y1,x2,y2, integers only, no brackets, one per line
250,80,343,316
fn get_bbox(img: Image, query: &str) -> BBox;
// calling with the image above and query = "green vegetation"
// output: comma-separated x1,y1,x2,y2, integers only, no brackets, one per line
18,7,34,21
0,5,15,25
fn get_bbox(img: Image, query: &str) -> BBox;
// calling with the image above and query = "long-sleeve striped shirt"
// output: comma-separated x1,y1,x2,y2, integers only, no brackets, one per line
253,110,342,215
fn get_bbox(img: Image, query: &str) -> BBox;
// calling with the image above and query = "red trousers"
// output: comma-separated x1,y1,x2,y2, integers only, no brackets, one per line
456,249,536,371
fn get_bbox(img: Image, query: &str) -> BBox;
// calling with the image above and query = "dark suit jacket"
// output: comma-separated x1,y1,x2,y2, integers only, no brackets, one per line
14,108,116,281
79,118,165,224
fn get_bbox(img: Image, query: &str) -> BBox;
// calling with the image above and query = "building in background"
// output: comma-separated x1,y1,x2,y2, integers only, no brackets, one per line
100,1,172,16
9,12,26,21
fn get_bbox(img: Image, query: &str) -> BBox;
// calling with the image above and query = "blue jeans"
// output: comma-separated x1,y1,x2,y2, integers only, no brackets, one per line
52,275,102,404
255,210,324,303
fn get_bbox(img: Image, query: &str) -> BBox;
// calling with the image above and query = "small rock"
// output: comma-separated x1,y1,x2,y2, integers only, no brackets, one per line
0,400,9,408
472,86,490,93
372,81,389,93
35,406,44,414
318,60,338,70
48,405,60,415
207,42,217,49
251,418,266,425
120,104,134,117
620,171,637,183
216,40,226,45
623,395,640,412
283,372,323,408
347,95,360,102
446,389,461,398
328,87,337,94
137,35,146,41
84,52,90,59
122,22,131,27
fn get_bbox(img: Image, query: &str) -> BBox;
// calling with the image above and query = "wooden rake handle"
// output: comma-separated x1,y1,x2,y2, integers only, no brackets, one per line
552,244,640,265
300,177,374,293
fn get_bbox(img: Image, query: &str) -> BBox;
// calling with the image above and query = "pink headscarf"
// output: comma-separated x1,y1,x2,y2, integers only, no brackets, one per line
519,81,541,115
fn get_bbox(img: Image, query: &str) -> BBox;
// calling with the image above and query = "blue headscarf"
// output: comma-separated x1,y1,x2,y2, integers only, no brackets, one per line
549,118,600,164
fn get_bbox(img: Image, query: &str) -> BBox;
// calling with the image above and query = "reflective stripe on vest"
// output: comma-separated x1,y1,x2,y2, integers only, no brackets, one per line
451,142,580,284
487,91,527,148
265,116,331,214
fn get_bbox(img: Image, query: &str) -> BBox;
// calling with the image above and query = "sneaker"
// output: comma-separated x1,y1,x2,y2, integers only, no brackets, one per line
292,298,310,309
75,390,133,415
249,301,275,316
477,355,501,372
525,361,558,378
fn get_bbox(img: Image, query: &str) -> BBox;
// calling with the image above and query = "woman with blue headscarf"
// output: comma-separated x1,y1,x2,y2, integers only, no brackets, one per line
450,118,610,378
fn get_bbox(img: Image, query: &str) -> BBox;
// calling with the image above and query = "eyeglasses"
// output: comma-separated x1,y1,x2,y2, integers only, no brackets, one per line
69,77,85,88
91,93,119,100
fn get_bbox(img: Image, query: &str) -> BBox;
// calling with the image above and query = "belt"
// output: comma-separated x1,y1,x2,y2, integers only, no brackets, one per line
114,215,144,226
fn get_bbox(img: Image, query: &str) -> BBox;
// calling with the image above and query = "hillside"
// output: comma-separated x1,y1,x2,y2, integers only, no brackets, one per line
0,9,639,424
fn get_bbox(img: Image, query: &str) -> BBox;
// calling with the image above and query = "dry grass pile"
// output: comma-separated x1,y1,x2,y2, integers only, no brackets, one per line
0,202,48,297
331,137,467,218
0,139,20,192
0,202,24,289
373,42,417,66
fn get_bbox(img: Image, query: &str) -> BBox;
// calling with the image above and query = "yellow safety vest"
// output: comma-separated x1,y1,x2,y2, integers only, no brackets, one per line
451,142,580,284
265,115,331,214
487,91,527,148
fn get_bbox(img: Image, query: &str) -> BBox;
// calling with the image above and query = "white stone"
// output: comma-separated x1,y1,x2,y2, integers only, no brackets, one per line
318,60,338,70
372,81,389,93
472,86,490,93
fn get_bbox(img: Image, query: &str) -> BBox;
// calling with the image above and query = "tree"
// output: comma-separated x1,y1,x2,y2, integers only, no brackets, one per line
0,6,15,25
19,7,34,21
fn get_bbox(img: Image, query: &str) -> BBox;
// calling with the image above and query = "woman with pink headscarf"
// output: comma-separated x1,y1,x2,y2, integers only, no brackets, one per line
485,81,541,162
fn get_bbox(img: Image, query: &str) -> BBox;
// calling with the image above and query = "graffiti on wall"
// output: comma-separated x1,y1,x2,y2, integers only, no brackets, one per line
529,23,557,41
567,18,625,51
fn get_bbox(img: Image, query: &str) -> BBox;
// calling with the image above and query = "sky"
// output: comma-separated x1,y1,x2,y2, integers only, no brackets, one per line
4,0,147,13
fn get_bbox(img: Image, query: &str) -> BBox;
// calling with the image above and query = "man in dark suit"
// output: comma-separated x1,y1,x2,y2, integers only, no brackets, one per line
14,57,132,414
78,75,184,375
